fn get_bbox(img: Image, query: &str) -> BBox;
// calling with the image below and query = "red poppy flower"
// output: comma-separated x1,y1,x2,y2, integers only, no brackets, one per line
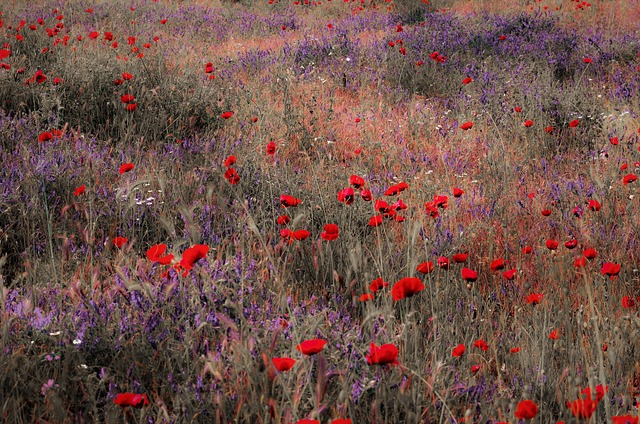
266,141,276,155
526,293,543,305
523,120,534,127
522,246,533,254
569,119,580,128
366,343,399,365
612,416,639,424
359,293,374,302
296,339,326,355
582,248,597,259
586,199,601,211
473,339,489,351
280,194,302,207
224,168,240,184
510,347,520,353
180,244,209,271
433,195,448,209
566,398,597,419
321,224,339,241
451,344,465,357
0,49,10,60
38,131,53,142
623,174,637,185
220,111,233,119
424,202,438,218
452,253,467,263
374,199,389,213
515,400,538,419
416,261,434,274
331,420,352,424
391,199,407,211
291,229,310,241
514,107,522,113
361,189,372,201
461,268,477,282
453,187,464,197
384,185,400,196
73,185,86,196
368,214,383,227
223,155,236,167
89,31,99,39
544,126,554,134
621,296,635,308
502,269,516,280
125,104,137,112
296,420,320,424
122,72,133,80
541,209,552,216
114,393,149,408
601,262,620,278
437,256,450,269
460,121,473,130
337,187,354,205
583,57,593,63
391,277,425,300
499,35,507,40
490,258,505,271
349,175,365,189
119,163,134,174
545,239,559,250
272,357,296,371
462,77,473,85
146,244,174,264
574,256,587,268
564,239,578,249
548,329,559,340
113,236,128,248
621,163,629,171
104,32,114,41
369,278,389,293
276,215,290,225
609,137,619,145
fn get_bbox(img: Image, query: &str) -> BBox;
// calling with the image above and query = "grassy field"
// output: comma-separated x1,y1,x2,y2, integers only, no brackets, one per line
0,0,639,422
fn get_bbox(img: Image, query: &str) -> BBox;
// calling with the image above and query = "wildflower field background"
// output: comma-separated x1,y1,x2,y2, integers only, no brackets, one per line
0,0,639,422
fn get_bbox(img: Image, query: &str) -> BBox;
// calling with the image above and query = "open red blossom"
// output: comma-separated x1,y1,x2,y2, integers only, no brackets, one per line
374,199,390,213
461,267,477,282
321,224,339,241
180,244,209,271
266,141,276,155
349,174,365,189
391,277,424,300
569,119,580,128
582,248,596,259
453,187,464,197
566,398,597,419
361,189,372,201
391,199,407,211
331,420,352,424
459,121,473,131
359,293,374,302
526,293,543,305
462,77,473,85
452,253,467,263
523,120,534,127
122,72,133,80
366,343,399,365
0,49,10,60
490,258,506,271
224,167,240,184
548,329,559,340
433,195,448,208
337,187,354,204
623,174,637,185
220,111,233,119
114,393,149,408
119,163,134,174
120,94,134,103
610,137,619,145
272,357,296,371
522,246,533,254
544,125,554,134
223,155,236,167
621,296,635,308
276,215,290,225
297,420,320,424
416,261,434,274
296,339,326,355
502,269,516,280
113,236,128,248
515,400,538,419
612,416,639,424
514,107,522,112
574,256,587,267
473,339,489,351
545,239,559,250
541,209,552,216
583,57,593,63
291,229,310,241
601,262,620,278
564,239,578,249
424,202,438,218
280,194,301,207
125,104,137,112
146,244,174,264
38,131,53,142
510,347,520,353
368,214,383,227
73,185,86,196
369,278,389,293
451,344,465,357
437,256,450,269
384,185,400,196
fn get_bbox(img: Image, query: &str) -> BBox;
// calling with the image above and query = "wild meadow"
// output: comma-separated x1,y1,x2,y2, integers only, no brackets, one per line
0,0,639,422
